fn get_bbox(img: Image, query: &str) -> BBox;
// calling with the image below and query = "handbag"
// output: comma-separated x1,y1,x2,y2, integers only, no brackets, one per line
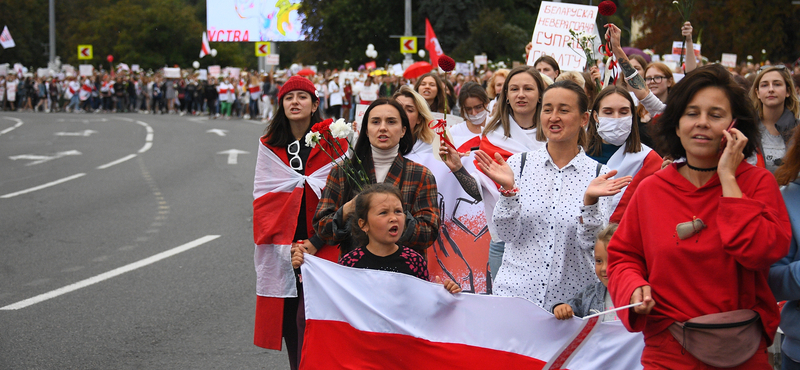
667,309,762,368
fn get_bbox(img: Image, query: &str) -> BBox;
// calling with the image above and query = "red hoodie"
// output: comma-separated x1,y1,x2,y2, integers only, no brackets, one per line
607,161,790,344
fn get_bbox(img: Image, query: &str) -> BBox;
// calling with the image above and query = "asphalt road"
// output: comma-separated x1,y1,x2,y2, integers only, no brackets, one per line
0,112,291,369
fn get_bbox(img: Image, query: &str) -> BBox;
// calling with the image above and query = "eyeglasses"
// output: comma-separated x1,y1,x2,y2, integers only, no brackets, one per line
758,64,786,73
645,76,665,84
288,140,303,171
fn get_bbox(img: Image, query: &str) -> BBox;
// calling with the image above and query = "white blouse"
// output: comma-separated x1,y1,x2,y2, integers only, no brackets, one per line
492,147,613,310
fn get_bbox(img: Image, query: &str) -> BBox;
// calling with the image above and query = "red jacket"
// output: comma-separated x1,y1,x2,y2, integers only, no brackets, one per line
607,161,790,343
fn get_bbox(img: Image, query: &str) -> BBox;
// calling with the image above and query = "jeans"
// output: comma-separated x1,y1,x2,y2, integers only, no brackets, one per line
488,240,505,282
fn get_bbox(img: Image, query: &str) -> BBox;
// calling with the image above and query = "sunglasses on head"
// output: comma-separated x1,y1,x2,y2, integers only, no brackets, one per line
758,64,786,73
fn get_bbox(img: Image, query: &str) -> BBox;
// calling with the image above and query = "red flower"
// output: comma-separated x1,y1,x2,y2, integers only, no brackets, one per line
598,0,617,16
311,118,333,133
438,55,456,72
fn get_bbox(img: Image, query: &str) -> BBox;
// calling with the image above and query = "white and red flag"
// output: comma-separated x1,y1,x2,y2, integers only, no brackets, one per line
425,19,444,69
252,136,346,349
0,26,15,49
200,32,211,58
300,255,645,369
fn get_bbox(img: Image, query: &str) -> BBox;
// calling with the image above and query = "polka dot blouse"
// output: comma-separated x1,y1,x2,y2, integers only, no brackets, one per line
492,147,613,310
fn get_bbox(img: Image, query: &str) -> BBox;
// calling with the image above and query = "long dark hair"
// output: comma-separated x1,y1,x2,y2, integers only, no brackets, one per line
413,73,447,113
350,183,404,246
586,86,643,156
458,82,489,119
262,92,323,147
656,64,760,159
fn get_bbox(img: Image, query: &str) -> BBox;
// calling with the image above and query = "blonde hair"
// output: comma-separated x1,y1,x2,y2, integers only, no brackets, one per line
555,72,585,88
597,223,618,246
393,85,436,144
750,66,800,119
486,69,510,99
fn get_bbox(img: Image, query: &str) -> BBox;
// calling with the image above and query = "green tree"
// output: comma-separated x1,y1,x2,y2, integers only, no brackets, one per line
451,8,528,63
626,0,792,63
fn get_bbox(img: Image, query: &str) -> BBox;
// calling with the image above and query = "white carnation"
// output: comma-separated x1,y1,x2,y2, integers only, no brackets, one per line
329,118,352,139
305,132,321,148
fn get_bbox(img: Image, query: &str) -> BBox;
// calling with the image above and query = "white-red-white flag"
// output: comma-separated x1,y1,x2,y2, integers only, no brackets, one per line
1,26,16,49
300,255,645,369
200,32,211,58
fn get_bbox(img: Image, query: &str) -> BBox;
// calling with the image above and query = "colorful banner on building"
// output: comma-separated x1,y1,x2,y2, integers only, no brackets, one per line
206,0,306,42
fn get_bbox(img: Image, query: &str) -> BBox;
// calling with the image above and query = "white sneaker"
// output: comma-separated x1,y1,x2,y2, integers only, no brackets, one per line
243,114,250,120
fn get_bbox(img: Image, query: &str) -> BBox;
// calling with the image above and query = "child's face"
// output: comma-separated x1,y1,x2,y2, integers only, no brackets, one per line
360,194,405,246
594,241,609,287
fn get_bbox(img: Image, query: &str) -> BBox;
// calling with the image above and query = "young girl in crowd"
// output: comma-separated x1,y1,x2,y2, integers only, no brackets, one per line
553,223,618,322
749,65,800,173
294,183,460,293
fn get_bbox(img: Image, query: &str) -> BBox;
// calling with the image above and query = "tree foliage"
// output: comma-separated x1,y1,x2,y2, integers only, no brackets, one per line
626,0,794,63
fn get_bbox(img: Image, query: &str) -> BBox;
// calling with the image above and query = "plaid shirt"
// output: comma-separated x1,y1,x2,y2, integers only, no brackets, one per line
314,154,440,255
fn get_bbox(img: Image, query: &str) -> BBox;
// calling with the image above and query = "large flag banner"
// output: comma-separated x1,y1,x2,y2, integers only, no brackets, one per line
206,0,306,42
526,1,601,71
300,255,645,369
425,18,444,69
1,26,15,49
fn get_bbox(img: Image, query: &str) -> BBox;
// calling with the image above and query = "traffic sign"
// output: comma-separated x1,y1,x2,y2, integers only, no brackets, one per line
400,37,417,54
78,45,93,60
255,42,271,56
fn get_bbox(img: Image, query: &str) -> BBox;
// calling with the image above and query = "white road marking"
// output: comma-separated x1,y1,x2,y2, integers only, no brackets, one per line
9,150,82,166
0,173,86,199
55,130,98,137
136,121,154,153
97,154,137,169
0,235,221,310
1,117,23,136
207,129,228,136
218,149,248,164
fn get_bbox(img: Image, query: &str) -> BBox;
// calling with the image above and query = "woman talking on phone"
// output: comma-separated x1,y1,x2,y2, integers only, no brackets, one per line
607,65,790,368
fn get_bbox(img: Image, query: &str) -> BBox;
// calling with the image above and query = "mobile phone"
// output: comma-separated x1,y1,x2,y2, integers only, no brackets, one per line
719,119,737,151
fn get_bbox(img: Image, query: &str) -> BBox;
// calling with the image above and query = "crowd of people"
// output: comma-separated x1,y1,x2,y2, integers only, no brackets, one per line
249,20,800,370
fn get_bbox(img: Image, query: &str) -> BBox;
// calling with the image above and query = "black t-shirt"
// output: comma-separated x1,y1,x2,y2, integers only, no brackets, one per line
339,246,429,281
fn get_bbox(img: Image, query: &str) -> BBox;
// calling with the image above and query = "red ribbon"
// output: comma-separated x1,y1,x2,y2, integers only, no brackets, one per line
598,43,619,85
429,119,457,150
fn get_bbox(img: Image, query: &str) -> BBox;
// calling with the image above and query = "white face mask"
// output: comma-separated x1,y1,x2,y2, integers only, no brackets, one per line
596,115,633,146
467,109,488,125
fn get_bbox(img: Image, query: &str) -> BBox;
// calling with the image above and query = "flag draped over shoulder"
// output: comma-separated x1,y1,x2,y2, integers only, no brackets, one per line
300,255,645,370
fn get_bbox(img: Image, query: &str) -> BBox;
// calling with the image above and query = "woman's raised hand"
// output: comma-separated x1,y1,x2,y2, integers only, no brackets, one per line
439,140,466,172
718,128,747,179
475,150,515,189
604,23,623,52
583,169,632,205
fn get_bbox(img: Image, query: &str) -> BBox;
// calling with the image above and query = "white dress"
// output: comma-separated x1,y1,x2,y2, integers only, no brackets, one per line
492,147,612,310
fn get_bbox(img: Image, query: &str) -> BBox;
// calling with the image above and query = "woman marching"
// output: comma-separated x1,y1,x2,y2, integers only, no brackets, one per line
749,65,800,173
314,98,440,255
252,76,343,370
608,65,790,369
585,86,662,223
475,80,630,309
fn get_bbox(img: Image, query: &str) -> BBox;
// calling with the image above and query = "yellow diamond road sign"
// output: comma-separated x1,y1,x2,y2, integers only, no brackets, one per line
255,42,271,57
78,45,93,60
400,37,417,54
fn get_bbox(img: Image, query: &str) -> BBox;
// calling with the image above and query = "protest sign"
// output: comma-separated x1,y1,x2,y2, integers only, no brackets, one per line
721,53,738,68
79,64,94,76
526,1,600,71
671,42,701,59
206,0,306,42
198,69,208,80
208,65,221,77
163,67,181,78
474,55,488,67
